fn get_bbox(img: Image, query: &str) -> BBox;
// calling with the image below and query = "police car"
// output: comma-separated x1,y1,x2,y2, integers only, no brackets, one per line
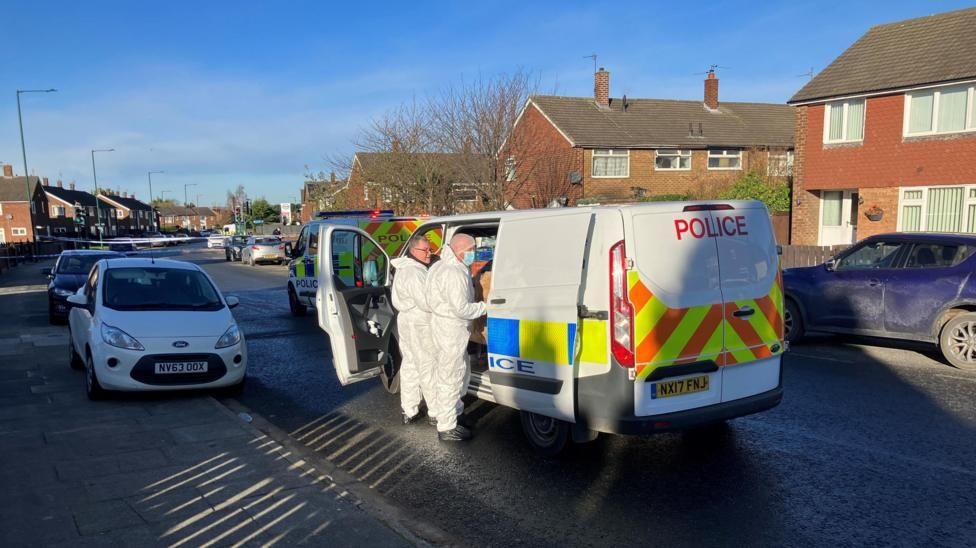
286,210,428,317
310,201,785,455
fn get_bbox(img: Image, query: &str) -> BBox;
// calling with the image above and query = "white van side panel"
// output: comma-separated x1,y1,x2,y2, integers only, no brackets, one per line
488,211,593,422
576,211,620,378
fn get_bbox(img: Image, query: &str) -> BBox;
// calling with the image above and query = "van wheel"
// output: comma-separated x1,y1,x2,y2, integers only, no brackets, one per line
288,286,307,317
939,312,976,371
784,298,804,344
520,411,570,457
379,339,401,394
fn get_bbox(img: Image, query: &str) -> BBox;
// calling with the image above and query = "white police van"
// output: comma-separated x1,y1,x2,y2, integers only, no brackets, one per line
314,201,784,454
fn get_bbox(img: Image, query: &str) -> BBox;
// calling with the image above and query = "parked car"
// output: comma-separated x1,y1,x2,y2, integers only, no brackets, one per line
106,238,137,253
65,258,246,399
44,250,123,324
783,233,976,370
144,232,167,248
241,237,286,266
207,235,229,249
224,236,247,261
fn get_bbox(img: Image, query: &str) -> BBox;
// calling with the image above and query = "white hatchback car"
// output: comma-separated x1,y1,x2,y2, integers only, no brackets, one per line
66,257,247,399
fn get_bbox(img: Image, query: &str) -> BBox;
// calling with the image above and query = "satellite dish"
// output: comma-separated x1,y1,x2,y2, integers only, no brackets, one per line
569,171,583,185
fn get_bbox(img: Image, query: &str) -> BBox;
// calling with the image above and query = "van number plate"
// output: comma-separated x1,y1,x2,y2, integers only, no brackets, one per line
155,361,208,374
651,375,709,399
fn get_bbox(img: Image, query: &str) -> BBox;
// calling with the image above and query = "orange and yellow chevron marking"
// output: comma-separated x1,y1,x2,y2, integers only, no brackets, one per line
627,269,784,380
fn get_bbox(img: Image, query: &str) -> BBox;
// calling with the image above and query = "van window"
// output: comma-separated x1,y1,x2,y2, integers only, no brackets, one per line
330,229,387,288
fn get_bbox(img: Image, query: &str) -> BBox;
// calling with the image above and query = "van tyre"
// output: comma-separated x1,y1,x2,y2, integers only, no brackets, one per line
85,352,107,400
288,286,307,317
784,298,804,344
520,411,570,457
939,312,976,371
68,331,83,370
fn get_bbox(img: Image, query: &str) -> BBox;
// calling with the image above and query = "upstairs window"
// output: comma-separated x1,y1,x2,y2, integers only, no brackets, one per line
905,84,976,137
655,149,692,170
53,205,66,218
505,156,517,182
591,149,629,178
824,99,865,143
707,149,742,170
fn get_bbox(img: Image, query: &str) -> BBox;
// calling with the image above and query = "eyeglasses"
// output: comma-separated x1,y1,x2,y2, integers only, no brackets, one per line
414,247,431,255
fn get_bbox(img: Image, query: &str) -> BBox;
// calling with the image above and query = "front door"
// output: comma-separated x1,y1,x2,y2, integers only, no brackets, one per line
819,190,858,246
316,225,395,386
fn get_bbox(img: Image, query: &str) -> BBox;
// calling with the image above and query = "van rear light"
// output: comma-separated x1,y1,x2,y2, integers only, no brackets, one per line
609,240,635,368
683,204,734,212
251,246,259,250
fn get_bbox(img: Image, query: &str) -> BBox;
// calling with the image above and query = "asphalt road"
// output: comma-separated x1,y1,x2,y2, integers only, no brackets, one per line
181,244,976,547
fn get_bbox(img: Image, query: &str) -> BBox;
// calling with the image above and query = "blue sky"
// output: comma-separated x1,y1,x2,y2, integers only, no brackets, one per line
1,0,972,206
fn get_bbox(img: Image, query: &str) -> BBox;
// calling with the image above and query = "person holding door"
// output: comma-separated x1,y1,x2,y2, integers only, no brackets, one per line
391,234,437,425
426,233,487,441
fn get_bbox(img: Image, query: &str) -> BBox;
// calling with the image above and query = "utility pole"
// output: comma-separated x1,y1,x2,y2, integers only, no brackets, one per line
17,88,57,253
91,148,114,241
148,171,164,231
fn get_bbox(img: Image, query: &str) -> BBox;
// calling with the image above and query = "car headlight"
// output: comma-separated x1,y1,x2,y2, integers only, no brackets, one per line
100,323,145,351
53,287,75,297
215,324,241,349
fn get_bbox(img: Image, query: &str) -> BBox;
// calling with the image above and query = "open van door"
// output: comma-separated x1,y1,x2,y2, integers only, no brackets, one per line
316,225,395,386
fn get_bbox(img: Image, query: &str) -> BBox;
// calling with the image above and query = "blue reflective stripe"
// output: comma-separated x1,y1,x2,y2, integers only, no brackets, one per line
567,323,577,361
487,317,519,357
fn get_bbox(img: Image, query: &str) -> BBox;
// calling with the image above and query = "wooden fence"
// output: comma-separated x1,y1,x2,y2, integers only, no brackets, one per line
781,244,849,269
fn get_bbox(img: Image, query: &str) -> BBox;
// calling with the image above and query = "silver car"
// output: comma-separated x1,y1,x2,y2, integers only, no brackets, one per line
241,237,285,266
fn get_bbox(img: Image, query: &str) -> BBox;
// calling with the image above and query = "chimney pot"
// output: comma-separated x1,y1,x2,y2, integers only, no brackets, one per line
594,68,610,108
2,164,12,177
57,180,63,188
704,70,719,110
69,182,75,191
43,177,49,186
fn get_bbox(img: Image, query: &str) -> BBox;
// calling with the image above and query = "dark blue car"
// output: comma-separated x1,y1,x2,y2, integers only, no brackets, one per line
44,250,123,324
783,233,976,370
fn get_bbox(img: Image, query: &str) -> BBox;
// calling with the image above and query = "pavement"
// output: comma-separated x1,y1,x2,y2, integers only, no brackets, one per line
181,245,976,548
0,255,421,547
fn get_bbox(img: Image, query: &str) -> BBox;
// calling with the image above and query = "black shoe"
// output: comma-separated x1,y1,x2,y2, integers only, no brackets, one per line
437,425,472,442
402,412,421,425
428,416,438,426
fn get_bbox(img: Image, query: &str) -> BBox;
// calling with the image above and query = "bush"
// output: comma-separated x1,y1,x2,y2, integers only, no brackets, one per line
640,193,694,202
719,172,790,213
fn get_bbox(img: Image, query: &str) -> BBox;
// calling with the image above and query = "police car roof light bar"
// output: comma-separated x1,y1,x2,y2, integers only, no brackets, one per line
316,209,395,219
683,204,734,212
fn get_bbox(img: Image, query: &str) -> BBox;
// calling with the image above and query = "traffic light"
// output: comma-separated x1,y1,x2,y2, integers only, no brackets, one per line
244,200,252,215
234,205,242,218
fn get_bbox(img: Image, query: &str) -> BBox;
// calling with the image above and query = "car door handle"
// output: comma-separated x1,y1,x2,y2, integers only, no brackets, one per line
490,298,506,304
868,279,882,287
732,307,755,318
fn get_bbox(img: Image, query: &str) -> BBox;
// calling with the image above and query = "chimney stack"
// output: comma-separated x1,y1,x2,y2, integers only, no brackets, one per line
122,191,127,198
330,171,336,183
69,182,75,191
594,67,610,108
43,177,49,186
704,69,719,110
57,180,63,188
2,164,12,177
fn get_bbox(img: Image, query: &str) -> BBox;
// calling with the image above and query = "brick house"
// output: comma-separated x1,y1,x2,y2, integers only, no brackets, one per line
0,167,46,243
97,193,156,234
342,152,476,214
300,175,345,222
788,8,976,246
500,68,795,208
43,181,119,238
157,205,217,231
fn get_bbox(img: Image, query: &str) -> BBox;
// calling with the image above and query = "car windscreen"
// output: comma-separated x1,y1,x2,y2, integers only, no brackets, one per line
56,255,115,275
103,267,224,311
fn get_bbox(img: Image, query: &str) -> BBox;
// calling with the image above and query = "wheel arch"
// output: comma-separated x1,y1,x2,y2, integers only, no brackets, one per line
784,292,807,324
932,302,976,338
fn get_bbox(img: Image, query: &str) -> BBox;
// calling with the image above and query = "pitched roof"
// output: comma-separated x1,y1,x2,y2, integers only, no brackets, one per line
790,8,976,104
528,95,794,149
0,176,41,202
156,205,216,217
44,185,98,207
355,152,462,172
100,194,152,211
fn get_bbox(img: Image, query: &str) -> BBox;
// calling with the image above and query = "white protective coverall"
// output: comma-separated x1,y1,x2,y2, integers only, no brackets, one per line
391,256,435,418
426,244,487,432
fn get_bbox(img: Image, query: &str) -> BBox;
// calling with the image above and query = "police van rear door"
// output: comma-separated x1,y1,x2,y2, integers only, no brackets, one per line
711,201,783,402
623,202,725,416
488,210,594,422
316,224,395,386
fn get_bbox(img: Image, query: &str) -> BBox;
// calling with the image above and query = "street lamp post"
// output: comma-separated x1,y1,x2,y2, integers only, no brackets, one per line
91,148,114,241
148,171,164,231
16,88,57,252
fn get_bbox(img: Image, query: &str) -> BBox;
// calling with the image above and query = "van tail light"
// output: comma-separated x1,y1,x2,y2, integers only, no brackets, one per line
609,240,635,368
278,245,285,251
251,246,259,250
683,203,733,211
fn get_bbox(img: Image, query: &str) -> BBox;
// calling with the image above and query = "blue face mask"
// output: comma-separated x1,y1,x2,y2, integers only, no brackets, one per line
462,250,476,266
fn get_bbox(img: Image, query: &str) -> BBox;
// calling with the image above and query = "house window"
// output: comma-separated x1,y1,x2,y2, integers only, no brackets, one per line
12,227,27,236
655,149,692,170
897,185,976,232
592,149,629,178
904,84,976,137
505,156,517,182
768,150,794,176
116,209,124,219
707,149,742,170
823,99,865,143
53,205,66,218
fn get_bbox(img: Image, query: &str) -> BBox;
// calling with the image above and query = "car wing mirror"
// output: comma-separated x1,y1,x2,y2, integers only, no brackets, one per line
284,242,293,256
824,258,837,272
41,267,52,277
66,294,87,307
225,295,240,309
